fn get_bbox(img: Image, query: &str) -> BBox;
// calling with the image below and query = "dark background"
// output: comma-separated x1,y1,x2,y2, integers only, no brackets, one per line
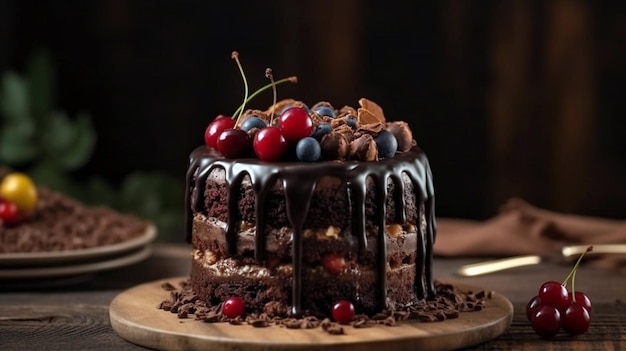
1,0,625,224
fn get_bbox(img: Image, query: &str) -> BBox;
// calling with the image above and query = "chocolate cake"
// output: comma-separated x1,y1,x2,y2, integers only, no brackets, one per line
185,96,437,319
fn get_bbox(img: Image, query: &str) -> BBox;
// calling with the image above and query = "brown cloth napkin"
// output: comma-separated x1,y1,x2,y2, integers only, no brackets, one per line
435,198,626,271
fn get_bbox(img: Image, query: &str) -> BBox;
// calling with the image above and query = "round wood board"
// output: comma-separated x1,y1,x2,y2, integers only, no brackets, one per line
110,277,513,351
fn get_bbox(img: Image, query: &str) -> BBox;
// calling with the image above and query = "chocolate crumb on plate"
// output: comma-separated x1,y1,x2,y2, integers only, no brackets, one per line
0,188,150,254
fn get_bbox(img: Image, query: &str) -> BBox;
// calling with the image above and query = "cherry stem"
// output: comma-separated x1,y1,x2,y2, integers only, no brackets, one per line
265,68,277,125
562,245,593,299
231,51,249,126
232,76,298,118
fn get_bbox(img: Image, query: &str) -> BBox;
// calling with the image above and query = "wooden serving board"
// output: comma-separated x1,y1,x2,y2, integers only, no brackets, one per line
110,277,513,351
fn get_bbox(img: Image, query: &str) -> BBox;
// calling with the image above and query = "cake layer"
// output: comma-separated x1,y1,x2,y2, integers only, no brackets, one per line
200,169,419,232
190,257,419,316
191,213,422,268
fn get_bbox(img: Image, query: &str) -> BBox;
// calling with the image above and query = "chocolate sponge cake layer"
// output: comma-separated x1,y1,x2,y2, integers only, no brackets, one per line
202,170,419,232
191,212,421,267
190,248,419,316
186,146,435,316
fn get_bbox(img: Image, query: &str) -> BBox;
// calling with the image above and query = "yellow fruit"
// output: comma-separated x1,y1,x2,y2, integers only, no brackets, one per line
0,172,38,212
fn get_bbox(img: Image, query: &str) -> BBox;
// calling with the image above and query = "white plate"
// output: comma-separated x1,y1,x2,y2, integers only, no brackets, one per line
0,224,156,267
0,245,153,279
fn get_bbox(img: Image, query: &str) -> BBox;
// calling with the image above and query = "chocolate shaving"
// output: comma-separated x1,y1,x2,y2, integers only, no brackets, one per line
357,108,381,125
265,98,295,116
326,325,345,335
157,280,490,335
0,188,149,253
161,282,177,291
331,116,352,129
310,112,327,126
251,319,269,327
357,122,385,135
350,134,378,161
320,133,349,160
386,121,413,152
338,105,357,117
358,98,386,123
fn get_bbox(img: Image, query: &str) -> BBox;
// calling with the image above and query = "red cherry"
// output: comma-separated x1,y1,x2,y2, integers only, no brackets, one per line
538,281,569,311
568,291,592,314
526,295,542,321
530,305,561,338
321,254,346,275
222,296,245,318
562,302,591,335
332,300,355,324
0,200,19,225
528,246,594,337
278,107,313,142
216,128,252,158
253,127,288,161
204,115,235,148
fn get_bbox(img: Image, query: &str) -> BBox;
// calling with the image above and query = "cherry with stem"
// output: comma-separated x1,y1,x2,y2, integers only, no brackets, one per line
231,51,250,127
265,68,277,125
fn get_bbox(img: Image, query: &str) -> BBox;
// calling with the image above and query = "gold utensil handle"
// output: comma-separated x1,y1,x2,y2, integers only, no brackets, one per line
562,244,626,258
456,255,541,277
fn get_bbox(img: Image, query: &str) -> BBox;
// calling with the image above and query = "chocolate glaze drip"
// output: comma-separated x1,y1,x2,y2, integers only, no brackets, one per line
185,146,436,316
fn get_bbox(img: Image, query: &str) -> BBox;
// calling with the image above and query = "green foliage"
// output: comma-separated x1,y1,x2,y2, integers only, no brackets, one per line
0,72,37,163
0,51,183,242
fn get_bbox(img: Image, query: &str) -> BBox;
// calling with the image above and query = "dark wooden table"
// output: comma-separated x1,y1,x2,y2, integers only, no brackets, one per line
1,243,624,350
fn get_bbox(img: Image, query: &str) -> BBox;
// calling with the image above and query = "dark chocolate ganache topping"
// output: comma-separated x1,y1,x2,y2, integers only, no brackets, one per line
185,146,436,316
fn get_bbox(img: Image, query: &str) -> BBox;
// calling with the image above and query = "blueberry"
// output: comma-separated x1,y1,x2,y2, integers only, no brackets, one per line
295,137,321,162
313,105,336,118
345,116,358,129
240,116,267,132
375,130,398,158
312,123,332,141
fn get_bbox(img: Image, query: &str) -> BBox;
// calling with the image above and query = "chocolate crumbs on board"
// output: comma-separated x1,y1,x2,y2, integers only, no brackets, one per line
157,279,492,335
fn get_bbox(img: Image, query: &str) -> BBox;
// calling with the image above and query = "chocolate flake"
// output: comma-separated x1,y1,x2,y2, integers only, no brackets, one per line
326,325,345,335
0,188,149,253
157,279,490,335
161,282,177,291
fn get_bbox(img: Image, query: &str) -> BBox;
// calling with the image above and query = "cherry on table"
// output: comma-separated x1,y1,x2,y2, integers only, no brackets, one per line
562,302,591,335
526,295,542,321
526,245,593,338
530,305,561,338
538,281,570,311
568,291,592,314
